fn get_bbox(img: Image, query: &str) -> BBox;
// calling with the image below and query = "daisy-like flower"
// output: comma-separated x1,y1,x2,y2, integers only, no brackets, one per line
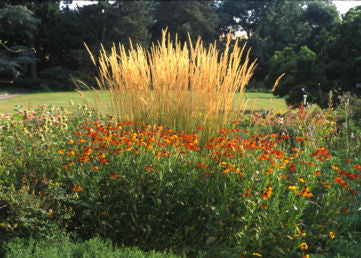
72,185,82,192
300,242,308,250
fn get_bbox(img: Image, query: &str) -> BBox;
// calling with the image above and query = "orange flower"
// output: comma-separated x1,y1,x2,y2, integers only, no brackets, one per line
332,165,339,171
313,170,321,176
311,147,331,161
145,165,154,171
298,187,313,197
353,164,361,170
91,165,99,170
260,186,272,200
320,180,330,188
84,148,92,155
68,140,74,145
79,155,89,162
67,150,75,156
334,176,347,188
264,168,273,175
197,162,209,169
243,189,252,197
72,185,82,192
109,174,119,178
58,149,65,154
98,153,106,159
100,159,108,164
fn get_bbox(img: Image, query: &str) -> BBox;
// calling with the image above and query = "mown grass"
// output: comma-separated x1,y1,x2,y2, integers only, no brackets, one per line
0,90,287,114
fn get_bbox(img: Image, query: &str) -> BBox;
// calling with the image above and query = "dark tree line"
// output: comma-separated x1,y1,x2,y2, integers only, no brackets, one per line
0,0,360,106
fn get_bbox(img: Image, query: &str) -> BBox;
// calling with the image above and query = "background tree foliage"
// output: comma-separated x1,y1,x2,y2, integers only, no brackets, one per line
0,0,360,107
0,5,39,81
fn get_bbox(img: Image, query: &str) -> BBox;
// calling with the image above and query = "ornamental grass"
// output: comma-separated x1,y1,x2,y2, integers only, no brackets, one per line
85,29,256,139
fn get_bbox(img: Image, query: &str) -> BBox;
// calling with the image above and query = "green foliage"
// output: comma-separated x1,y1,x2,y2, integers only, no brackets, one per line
265,46,329,106
3,236,179,258
0,186,73,246
0,103,360,257
322,6,361,94
265,5,361,107
0,5,39,81
151,1,220,45
218,1,339,82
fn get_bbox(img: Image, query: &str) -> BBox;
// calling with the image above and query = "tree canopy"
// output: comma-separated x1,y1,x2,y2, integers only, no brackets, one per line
0,0,360,107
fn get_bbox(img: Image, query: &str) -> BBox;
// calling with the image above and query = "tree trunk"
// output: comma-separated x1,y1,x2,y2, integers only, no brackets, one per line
27,34,37,80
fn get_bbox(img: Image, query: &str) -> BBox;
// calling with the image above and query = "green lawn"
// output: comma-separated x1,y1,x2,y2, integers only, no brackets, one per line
0,90,287,113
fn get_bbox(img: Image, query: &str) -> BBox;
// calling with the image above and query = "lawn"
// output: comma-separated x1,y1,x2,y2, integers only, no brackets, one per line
0,90,287,114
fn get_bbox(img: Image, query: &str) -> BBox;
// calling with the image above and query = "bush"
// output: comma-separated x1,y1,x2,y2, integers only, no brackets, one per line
3,236,179,258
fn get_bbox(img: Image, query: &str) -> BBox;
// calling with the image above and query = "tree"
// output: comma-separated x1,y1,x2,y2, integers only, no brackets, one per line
301,1,339,51
217,1,272,38
0,5,39,81
217,1,339,83
151,0,220,45
323,6,361,94
265,46,329,106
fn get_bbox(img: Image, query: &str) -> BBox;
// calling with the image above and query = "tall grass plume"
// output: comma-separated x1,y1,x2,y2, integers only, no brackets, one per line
85,29,256,136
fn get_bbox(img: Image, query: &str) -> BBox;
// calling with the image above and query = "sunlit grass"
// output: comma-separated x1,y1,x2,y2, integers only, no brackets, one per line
0,91,287,114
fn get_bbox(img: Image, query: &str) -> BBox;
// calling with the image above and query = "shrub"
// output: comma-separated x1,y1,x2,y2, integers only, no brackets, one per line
3,236,179,258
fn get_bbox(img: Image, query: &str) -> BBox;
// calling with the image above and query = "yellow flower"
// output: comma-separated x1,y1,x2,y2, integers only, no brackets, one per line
300,243,308,250
58,149,65,154
303,255,310,258
68,140,74,144
329,231,335,239
295,226,306,236
252,253,262,257
297,177,306,183
288,185,297,191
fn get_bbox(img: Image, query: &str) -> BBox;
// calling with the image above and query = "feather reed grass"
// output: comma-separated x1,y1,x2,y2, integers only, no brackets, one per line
85,29,256,137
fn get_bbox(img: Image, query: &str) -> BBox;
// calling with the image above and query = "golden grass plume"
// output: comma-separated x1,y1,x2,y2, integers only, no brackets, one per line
85,29,257,135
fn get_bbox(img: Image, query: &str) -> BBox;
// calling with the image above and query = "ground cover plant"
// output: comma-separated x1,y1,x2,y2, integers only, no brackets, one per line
4,236,179,258
0,100,360,257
